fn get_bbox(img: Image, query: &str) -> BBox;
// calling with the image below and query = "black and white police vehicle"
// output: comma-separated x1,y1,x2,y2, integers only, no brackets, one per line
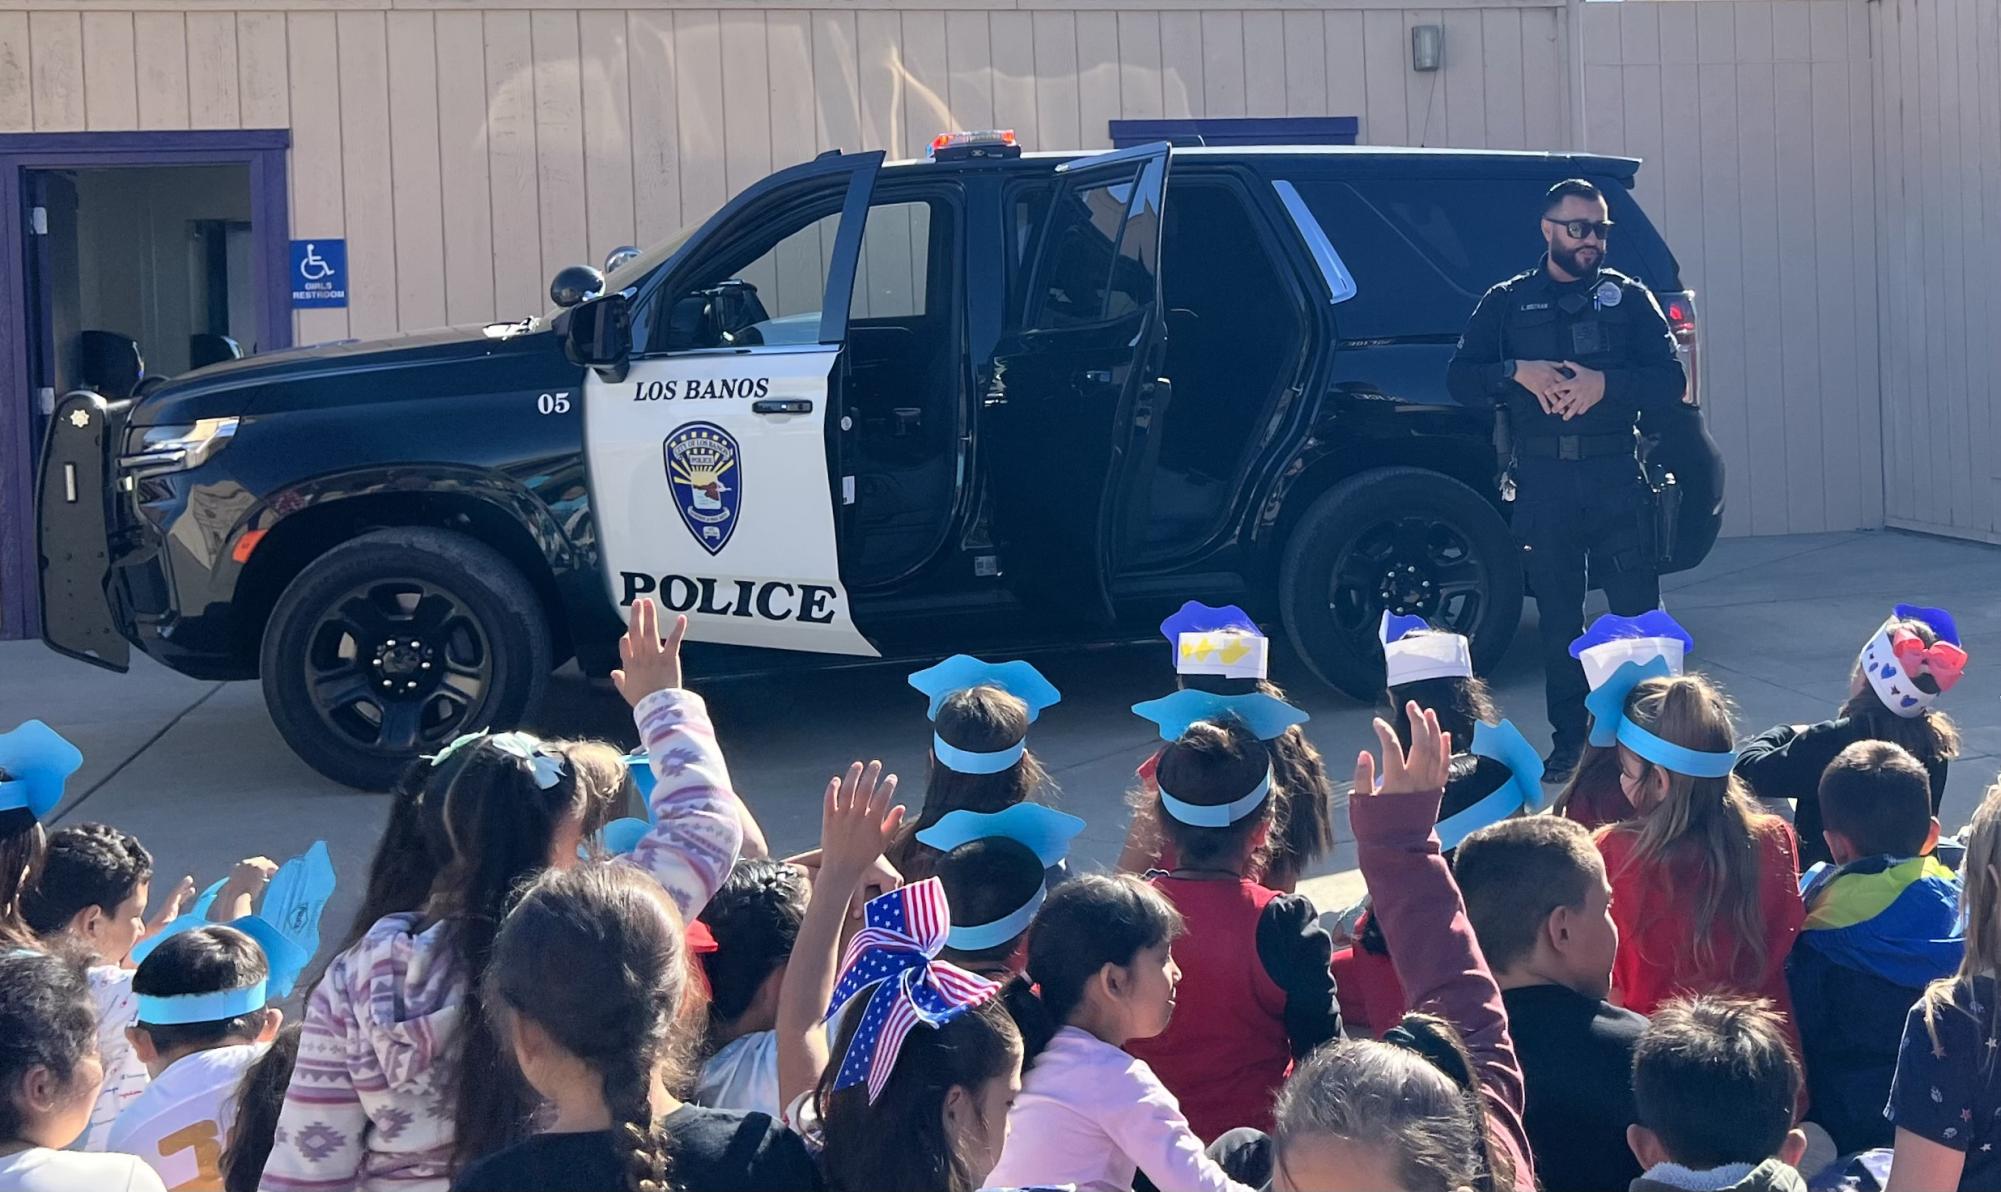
37,132,1722,788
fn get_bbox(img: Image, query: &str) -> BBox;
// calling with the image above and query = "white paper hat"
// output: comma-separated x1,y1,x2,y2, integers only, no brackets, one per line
1380,611,1473,688
1568,611,1694,691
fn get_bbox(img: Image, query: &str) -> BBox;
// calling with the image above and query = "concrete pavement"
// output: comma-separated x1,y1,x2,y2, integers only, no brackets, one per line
5,529,2000,948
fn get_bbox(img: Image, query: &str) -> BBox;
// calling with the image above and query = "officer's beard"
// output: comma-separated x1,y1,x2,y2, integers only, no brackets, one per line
1548,243,1602,281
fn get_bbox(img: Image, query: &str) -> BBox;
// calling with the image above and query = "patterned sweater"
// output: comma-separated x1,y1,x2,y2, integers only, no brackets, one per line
258,690,745,1192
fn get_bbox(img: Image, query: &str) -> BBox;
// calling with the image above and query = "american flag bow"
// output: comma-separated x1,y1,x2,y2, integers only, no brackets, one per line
826,877,1001,1102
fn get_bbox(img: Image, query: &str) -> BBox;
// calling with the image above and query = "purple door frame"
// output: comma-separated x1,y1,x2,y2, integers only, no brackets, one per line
0,129,291,642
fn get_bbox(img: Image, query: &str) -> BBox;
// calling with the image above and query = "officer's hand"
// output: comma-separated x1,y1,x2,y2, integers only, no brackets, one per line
613,598,688,706
1512,360,1569,411
1552,362,1607,420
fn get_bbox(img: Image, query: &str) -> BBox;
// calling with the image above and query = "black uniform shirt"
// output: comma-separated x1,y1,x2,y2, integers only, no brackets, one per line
1447,260,1687,439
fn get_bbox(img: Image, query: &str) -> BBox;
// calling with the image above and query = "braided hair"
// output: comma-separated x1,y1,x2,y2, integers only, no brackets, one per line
487,863,689,1192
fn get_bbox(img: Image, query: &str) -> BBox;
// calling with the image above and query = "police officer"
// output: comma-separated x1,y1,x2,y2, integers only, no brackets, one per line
1447,178,1687,782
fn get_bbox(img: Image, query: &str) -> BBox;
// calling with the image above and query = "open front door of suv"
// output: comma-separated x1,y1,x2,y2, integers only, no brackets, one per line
990,143,1172,623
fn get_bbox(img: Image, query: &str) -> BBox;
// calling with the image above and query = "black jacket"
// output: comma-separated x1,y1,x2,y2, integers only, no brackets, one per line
1502,983,1648,1192
1447,261,1687,438
1735,718,1950,871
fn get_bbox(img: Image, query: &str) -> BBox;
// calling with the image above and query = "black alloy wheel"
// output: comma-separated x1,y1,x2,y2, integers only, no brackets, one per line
304,579,492,756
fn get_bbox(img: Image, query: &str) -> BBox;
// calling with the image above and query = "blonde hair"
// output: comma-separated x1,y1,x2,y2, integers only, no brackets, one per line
1922,781,2001,1068
1614,674,1774,983
552,738,634,841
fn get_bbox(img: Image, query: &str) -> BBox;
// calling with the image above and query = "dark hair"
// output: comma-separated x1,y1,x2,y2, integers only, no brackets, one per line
132,925,271,1052
430,734,603,1172
22,822,153,936
1454,816,1605,972
1543,178,1604,213
935,838,1046,973
0,809,46,951
888,686,1051,883
321,752,462,979
1153,720,1274,870
1000,874,1182,1061
1184,674,1335,887
489,863,688,1192
1550,741,1635,827
698,859,807,1027
1388,668,1500,749
1272,1012,1513,1192
1632,995,1801,1169
1840,616,1963,765
221,1023,301,1192
1818,740,1935,858
0,948,97,1142
816,996,1021,1192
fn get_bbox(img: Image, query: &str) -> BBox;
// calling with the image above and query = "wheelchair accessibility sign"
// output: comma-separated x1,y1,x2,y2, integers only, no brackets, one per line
290,240,348,308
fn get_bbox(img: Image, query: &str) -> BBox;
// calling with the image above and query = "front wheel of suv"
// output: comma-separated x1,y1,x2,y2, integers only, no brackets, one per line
1279,466,1523,700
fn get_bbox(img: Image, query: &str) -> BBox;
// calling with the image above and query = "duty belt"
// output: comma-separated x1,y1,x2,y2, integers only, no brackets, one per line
1516,432,1637,461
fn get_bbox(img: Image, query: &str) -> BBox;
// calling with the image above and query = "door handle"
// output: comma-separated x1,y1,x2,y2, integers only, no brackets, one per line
752,398,813,415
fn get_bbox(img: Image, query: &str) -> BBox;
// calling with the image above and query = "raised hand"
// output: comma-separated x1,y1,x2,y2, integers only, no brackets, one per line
143,874,196,938
612,598,688,707
1352,700,1453,799
819,760,904,892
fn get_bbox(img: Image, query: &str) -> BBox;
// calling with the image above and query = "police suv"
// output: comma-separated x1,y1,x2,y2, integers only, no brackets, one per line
37,133,1722,788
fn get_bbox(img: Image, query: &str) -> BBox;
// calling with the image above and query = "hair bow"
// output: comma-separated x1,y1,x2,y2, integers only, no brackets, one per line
0,721,83,821
429,731,566,790
1568,610,1693,690
1586,658,1737,778
1861,605,1969,718
826,878,1000,1103
1433,720,1547,851
131,841,337,999
1380,611,1473,687
1131,689,1309,742
1159,601,1268,679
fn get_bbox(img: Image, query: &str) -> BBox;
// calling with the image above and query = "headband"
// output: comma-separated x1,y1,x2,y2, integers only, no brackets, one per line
1131,689,1309,742
827,879,1000,1102
1432,720,1547,851
1585,658,1739,778
137,979,268,1027
1158,768,1273,828
908,655,1061,775
0,721,83,820
1381,611,1473,687
1160,601,1269,679
1859,604,1967,718
947,885,1045,952
429,730,567,790
1569,610,1693,691
130,841,336,999
918,804,1082,951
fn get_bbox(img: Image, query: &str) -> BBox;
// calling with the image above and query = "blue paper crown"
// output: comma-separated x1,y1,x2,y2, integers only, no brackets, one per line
1893,603,1961,646
915,803,1085,869
1432,720,1547,851
1585,658,1738,778
1379,611,1431,645
0,721,83,820
130,841,336,999
1132,689,1309,742
1568,610,1695,660
908,655,1062,723
1159,602,1261,648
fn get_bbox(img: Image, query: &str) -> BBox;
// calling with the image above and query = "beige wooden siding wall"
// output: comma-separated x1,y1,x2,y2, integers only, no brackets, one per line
1869,0,2001,544
1578,0,1877,539
0,1,1566,352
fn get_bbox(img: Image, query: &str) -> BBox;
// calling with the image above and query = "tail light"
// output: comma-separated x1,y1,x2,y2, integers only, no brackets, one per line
1663,290,1699,407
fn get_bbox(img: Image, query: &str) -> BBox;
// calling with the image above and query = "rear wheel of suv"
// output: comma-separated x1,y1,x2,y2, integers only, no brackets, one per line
260,527,553,790
1279,467,1523,700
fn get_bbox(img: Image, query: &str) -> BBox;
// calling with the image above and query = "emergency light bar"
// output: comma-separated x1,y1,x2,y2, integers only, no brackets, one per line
929,129,1022,161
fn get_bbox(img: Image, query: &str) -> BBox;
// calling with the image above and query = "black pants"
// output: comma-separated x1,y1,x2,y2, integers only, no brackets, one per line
1513,455,1661,749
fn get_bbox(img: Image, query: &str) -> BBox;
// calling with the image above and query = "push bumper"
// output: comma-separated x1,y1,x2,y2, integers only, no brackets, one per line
36,391,133,670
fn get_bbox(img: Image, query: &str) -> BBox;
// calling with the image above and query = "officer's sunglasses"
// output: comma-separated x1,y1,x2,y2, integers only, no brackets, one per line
1544,216,1614,242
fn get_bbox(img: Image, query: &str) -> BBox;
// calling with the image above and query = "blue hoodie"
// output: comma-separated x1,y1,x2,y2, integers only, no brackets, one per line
1787,854,1964,1153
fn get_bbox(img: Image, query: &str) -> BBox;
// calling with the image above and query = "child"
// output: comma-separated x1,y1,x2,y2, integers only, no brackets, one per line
776,766,1025,1192
1627,996,1809,1192
1455,815,1644,1192
1883,781,2001,1192
261,600,746,1192
693,859,808,1118
1558,612,1696,829
317,751,467,974
1588,665,1804,1032
920,802,1086,981
1124,690,1340,1142
221,1024,300,1192
1259,703,1533,1192
107,926,284,1190
1738,605,1964,872
1788,742,1962,1154
986,874,1252,1192
450,863,818,1192
888,655,1061,883
0,721,84,952
0,948,167,1190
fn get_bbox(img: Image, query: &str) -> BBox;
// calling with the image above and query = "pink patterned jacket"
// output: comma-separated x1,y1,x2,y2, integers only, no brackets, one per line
258,690,744,1192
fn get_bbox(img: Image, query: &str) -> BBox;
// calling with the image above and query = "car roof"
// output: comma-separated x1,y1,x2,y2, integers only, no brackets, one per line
881,143,1642,179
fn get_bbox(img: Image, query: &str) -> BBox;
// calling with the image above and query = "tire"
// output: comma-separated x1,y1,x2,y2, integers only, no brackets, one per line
259,527,554,790
1279,467,1524,700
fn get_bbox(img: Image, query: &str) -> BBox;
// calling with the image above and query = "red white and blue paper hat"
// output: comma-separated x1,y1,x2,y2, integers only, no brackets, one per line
1569,611,1694,691
130,841,336,1001
0,721,83,821
1860,604,1967,719
1381,611,1473,688
1159,601,1269,680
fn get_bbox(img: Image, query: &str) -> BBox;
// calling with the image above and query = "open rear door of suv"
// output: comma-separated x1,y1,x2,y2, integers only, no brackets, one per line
990,143,1172,623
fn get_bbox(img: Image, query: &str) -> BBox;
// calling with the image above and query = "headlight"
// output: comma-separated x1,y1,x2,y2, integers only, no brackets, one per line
119,418,240,477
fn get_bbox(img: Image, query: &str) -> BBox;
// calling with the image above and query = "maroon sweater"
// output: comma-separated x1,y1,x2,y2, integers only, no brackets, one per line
1352,785,1537,1191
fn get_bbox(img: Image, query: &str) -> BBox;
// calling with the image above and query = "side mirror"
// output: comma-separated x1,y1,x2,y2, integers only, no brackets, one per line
562,292,631,381
549,264,605,310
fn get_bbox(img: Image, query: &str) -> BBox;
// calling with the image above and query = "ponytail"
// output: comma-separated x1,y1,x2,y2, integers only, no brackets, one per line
999,976,1061,1063
1383,1012,1514,1192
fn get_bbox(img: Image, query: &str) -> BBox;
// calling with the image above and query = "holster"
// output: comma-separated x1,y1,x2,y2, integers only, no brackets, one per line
1638,462,1682,568
1492,404,1516,501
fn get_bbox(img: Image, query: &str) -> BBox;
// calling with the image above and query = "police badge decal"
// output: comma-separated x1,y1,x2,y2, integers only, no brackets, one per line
663,422,742,556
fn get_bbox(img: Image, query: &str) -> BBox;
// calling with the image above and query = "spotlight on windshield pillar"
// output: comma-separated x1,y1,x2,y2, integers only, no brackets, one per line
603,245,641,273
550,265,605,310
1411,24,1443,72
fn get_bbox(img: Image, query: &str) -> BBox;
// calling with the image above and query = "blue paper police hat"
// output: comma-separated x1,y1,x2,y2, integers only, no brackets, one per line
1159,602,1269,679
1895,603,1961,646
1585,657,1737,778
1432,720,1546,852
130,841,336,999
908,655,1062,723
915,803,1086,869
1131,688,1309,742
0,721,83,820
1585,656,1675,749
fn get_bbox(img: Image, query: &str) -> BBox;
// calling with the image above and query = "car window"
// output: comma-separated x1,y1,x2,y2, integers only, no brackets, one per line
851,200,934,320
1026,171,1146,330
